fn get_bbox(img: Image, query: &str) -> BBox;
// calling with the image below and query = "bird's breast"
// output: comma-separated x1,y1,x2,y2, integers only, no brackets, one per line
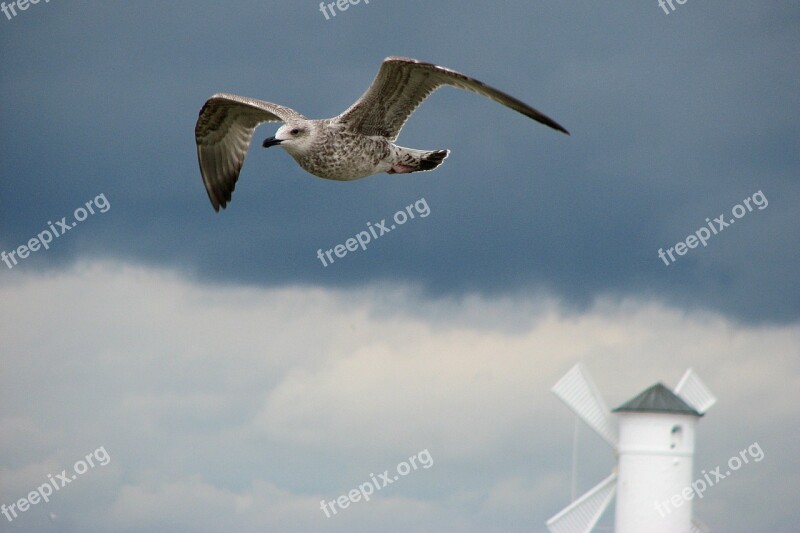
296,134,392,181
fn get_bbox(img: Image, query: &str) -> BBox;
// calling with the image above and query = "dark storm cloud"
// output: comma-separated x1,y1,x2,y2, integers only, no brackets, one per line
1,0,798,323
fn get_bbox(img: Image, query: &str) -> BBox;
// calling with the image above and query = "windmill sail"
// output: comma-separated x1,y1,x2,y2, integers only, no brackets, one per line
675,369,717,414
546,472,617,533
551,364,618,447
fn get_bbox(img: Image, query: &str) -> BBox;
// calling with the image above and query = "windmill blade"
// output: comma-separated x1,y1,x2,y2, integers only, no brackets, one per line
552,364,618,447
546,472,617,533
691,517,711,533
675,369,717,414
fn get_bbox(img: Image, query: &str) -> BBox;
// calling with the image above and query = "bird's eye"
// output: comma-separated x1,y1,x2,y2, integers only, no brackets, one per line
290,128,300,135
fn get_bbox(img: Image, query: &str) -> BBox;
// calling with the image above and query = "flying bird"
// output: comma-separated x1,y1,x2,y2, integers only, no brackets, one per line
195,56,569,211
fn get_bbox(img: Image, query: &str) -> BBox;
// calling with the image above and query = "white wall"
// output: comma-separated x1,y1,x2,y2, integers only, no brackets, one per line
615,412,699,533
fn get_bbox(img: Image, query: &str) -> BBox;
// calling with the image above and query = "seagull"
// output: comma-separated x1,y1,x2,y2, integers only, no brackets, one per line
195,56,569,211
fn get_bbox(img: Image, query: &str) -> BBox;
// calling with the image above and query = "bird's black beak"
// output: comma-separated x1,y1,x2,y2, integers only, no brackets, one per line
262,137,282,148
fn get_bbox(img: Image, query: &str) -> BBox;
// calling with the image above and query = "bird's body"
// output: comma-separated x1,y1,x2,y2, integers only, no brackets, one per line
195,56,568,211
286,121,393,180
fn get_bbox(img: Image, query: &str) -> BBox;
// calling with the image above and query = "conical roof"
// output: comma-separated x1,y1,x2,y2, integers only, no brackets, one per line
613,383,701,416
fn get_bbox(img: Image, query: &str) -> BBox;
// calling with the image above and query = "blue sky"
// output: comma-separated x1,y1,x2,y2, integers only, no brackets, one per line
1,1,798,532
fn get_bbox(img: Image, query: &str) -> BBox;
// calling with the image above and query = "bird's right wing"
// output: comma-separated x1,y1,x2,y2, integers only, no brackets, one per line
336,57,569,142
195,93,302,211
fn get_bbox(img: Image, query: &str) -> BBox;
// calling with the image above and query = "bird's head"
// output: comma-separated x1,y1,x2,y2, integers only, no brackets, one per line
262,120,315,156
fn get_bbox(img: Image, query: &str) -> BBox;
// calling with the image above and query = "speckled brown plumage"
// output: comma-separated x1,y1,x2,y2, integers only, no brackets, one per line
195,57,568,211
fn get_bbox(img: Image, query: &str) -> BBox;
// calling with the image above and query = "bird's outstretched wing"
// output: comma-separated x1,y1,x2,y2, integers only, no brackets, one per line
336,57,569,142
195,93,302,211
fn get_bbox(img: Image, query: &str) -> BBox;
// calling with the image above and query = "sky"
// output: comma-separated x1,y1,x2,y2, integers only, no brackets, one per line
0,1,798,532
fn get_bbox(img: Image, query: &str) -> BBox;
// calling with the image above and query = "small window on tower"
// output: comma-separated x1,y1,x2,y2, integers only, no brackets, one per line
670,425,683,449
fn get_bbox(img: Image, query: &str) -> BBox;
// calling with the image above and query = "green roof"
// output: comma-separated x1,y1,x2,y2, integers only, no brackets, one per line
613,383,701,416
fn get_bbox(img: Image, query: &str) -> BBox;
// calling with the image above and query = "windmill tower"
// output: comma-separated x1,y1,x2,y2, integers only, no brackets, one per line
546,363,716,533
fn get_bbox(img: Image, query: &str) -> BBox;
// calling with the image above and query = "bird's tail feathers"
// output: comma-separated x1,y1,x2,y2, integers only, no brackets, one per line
389,148,450,174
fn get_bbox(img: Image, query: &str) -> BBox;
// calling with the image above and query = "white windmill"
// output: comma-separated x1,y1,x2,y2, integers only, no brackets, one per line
545,363,716,533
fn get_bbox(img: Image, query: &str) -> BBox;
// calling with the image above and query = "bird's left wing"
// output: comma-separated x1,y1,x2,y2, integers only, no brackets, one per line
336,57,569,142
195,93,302,211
